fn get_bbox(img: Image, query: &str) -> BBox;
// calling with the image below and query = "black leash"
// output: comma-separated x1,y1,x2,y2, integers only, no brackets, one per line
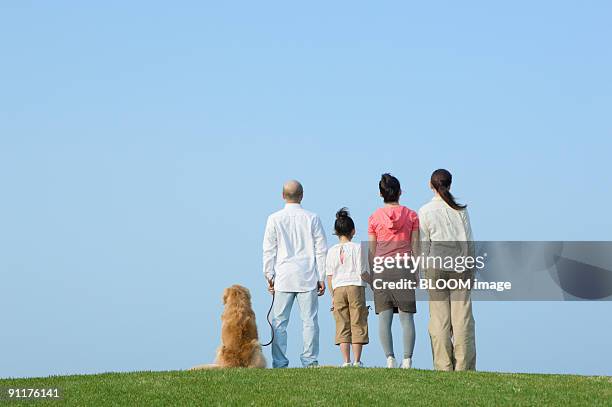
260,292,275,347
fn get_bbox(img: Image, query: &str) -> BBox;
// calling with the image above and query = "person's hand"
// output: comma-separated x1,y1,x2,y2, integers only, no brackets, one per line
267,278,275,294
317,281,325,296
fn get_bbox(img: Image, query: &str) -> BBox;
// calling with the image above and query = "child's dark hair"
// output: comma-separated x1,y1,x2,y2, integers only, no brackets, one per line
379,173,401,203
334,207,355,237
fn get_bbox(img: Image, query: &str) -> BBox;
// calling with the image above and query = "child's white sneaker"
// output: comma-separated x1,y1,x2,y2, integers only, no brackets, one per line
386,356,397,368
401,357,412,369
353,361,364,368
341,362,352,368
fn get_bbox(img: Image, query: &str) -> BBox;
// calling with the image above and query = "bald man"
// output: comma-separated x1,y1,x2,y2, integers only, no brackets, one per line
263,180,328,368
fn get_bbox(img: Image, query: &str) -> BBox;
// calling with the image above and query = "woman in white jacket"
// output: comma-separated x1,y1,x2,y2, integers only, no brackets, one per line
418,169,476,371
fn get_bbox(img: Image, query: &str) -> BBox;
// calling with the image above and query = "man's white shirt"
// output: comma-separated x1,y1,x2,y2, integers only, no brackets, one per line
263,203,328,292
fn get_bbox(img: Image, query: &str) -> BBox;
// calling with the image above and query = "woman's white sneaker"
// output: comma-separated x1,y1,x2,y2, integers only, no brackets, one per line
341,362,352,368
386,356,397,368
353,361,364,368
401,358,412,369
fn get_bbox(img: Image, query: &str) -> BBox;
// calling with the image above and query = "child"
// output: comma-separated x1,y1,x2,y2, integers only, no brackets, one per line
326,208,370,367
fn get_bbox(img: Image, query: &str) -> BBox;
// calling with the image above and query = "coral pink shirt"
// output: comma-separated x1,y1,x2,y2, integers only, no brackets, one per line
368,205,419,258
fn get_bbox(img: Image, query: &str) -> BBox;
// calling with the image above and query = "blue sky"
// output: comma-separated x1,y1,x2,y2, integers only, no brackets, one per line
1,1,611,377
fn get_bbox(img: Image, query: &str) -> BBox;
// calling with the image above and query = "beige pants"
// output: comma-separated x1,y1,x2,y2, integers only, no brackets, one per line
333,286,369,345
427,269,476,371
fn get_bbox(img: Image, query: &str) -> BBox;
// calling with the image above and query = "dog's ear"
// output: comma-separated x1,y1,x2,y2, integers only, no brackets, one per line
222,288,231,305
235,285,251,301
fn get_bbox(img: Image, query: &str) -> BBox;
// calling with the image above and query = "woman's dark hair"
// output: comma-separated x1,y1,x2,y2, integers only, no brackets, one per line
430,169,466,210
379,173,401,203
334,207,355,237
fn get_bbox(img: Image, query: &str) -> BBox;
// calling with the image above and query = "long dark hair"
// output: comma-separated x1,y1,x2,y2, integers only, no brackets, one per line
379,173,401,203
430,169,466,210
334,207,355,237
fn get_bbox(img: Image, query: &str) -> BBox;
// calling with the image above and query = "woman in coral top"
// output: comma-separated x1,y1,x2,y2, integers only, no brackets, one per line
368,173,420,369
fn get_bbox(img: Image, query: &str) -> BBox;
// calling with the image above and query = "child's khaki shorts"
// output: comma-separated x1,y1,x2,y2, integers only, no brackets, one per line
333,285,369,345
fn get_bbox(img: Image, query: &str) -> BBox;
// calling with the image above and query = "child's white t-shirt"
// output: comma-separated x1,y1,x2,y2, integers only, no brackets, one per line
325,241,368,289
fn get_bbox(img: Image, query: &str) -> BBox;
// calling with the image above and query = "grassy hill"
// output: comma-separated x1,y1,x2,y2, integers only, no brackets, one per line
1,368,610,406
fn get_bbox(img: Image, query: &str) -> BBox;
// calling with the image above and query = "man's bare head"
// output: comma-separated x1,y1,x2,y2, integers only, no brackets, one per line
282,180,303,203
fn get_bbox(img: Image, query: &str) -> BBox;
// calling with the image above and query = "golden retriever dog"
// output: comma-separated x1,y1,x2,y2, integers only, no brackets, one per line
190,285,267,369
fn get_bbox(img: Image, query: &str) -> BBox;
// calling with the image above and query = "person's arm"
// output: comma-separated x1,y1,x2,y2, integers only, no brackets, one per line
418,210,432,279
325,250,334,297
262,216,277,293
418,210,431,258
312,216,328,295
462,208,475,259
325,250,335,310
367,216,377,270
411,227,420,257
411,228,420,277
358,243,372,285
368,234,377,270
326,274,335,310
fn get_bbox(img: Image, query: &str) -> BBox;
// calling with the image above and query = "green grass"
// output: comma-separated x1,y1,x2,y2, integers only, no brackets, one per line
1,368,610,406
